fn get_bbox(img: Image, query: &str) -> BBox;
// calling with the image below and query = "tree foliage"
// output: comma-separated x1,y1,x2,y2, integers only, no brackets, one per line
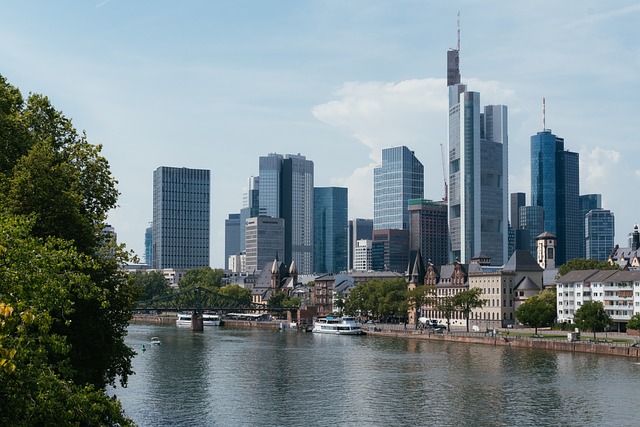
406,285,435,323
557,258,619,278
179,267,224,290
131,270,172,301
0,75,137,423
627,313,640,331
452,288,486,332
218,284,252,306
0,215,133,425
515,289,557,335
344,279,408,321
573,301,612,339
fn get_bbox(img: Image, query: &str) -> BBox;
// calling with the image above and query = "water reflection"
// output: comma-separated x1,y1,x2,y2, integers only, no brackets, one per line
113,324,640,427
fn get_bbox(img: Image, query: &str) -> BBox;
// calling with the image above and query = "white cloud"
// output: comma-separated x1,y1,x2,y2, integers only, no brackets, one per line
580,146,621,190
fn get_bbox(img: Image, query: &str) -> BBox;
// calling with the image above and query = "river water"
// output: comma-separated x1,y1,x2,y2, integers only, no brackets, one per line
111,323,640,426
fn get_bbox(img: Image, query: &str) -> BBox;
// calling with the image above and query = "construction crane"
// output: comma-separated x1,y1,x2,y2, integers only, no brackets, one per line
440,143,448,203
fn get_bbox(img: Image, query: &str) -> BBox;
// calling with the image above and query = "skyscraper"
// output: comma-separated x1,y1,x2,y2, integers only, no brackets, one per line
314,187,348,274
373,146,424,231
348,218,373,271
585,209,615,262
408,199,449,267
239,176,259,253
530,130,580,265
447,47,508,265
579,194,602,258
144,224,152,266
224,213,240,270
258,153,314,274
152,166,210,269
245,216,285,273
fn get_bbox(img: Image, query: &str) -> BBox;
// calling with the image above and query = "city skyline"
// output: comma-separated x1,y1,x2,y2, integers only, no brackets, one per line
1,2,639,266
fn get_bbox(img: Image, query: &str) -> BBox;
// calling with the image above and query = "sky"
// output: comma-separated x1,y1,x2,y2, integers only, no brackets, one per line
1,1,639,267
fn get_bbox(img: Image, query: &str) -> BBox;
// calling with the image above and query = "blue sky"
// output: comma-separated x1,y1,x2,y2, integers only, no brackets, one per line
1,1,639,267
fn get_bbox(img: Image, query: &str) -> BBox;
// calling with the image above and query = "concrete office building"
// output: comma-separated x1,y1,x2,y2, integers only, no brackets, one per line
408,199,449,267
152,166,210,269
239,176,259,253
245,216,285,274
348,218,373,271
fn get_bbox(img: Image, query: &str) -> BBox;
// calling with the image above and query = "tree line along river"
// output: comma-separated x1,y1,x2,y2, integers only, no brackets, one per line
110,323,640,427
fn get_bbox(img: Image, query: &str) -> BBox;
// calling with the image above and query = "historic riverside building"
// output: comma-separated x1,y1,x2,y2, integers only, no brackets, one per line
152,166,210,270
406,251,543,329
447,45,508,265
313,187,348,274
258,153,314,275
530,129,580,266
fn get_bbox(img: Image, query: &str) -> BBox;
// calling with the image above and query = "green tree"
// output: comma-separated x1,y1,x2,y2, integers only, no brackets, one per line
219,284,252,306
436,296,456,332
573,301,612,340
515,292,557,335
407,285,435,325
131,270,172,301
0,214,134,425
343,279,407,321
0,76,137,398
179,267,224,290
452,288,486,332
627,313,640,331
557,258,619,278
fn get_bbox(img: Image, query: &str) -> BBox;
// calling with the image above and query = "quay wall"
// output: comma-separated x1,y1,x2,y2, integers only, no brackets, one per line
370,329,640,359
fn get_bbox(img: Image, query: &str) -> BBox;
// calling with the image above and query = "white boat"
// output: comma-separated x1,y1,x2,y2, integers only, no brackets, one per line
312,316,363,335
150,337,161,345
176,312,222,326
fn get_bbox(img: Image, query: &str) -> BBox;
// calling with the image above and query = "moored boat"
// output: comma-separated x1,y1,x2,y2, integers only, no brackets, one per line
312,316,363,335
176,312,222,326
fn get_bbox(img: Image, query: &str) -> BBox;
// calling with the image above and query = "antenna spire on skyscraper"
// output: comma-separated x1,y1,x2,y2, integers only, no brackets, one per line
457,11,461,52
542,97,546,131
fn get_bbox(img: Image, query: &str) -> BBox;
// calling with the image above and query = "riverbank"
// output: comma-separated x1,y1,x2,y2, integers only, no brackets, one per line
131,315,640,359
366,327,640,359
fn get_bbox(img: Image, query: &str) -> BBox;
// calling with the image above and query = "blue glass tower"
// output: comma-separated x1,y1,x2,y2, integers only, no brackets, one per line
373,146,424,231
152,167,210,269
530,130,580,265
585,209,615,261
313,187,348,274
224,213,241,270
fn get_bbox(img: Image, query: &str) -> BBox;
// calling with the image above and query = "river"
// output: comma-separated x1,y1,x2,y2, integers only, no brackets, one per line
110,323,640,426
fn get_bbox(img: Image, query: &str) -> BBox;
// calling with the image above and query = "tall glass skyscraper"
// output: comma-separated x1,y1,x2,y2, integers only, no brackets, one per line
530,130,580,265
258,153,314,274
313,187,348,274
579,194,602,258
447,46,508,265
152,166,210,269
224,213,240,270
585,209,615,261
373,146,424,231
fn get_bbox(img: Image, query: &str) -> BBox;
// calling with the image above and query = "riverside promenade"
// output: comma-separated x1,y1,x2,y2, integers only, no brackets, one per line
365,323,640,359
